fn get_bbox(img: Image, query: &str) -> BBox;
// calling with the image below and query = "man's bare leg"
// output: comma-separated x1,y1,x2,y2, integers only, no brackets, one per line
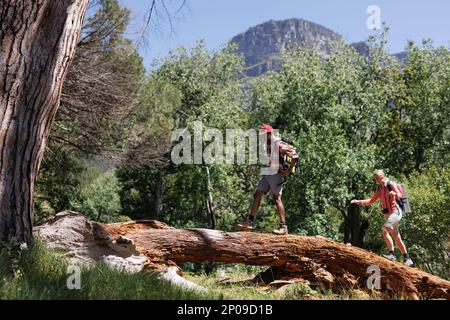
237,190,265,230
272,194,287,235
249,190,265,217
273,194,285,224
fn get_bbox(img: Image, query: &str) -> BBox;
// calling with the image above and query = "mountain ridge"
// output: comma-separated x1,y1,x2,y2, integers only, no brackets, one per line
230,18,406,77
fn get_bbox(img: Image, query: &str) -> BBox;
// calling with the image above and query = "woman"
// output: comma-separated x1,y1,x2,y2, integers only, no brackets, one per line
351,170,414,267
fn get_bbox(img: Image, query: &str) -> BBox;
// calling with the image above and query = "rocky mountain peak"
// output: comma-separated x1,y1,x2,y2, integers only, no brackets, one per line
231,18,343,77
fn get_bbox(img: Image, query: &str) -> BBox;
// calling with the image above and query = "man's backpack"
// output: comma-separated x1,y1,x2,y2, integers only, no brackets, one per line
278,140,299,177
387,181,412,213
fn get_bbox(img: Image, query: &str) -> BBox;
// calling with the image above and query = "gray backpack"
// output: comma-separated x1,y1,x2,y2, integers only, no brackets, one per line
387,181,412,213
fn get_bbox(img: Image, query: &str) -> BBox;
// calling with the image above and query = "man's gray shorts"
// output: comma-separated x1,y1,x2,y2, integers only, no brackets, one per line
256,173,284,196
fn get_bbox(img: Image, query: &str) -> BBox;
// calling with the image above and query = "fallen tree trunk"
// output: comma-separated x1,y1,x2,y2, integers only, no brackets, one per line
96,221,450,300
34,212,207,292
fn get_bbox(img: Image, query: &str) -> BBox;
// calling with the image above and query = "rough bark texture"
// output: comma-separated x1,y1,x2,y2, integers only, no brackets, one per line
0,0,88,242
98,221,450,300
343,204,369,247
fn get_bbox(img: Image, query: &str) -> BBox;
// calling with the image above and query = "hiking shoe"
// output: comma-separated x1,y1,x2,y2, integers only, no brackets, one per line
236,219,254,231
404,258,414,267
383,253,397,261
272,224,288,235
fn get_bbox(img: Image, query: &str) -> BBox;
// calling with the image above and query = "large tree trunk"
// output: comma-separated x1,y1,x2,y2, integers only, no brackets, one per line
0,0,89,243
343,204,369,247
97,220,450,300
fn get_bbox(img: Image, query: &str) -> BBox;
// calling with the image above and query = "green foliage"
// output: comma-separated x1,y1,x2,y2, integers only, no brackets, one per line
84,0,130,44
116,166,157,219
69,170,123,223
134,77,181,140
162,166,209,227
35,146,84,223
401,167,450,278
0,240,28,279
362,205,389,253
119,42,251,227
293,209,343,241
154,40,246,127
375,40,450,174
116,77,182,219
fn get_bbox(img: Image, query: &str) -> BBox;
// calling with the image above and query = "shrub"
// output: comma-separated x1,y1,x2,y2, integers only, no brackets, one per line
400,167,450,279
69,170,123,222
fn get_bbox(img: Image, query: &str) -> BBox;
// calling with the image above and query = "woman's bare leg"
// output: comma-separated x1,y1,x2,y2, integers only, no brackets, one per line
390,229,408,255
382,228,395,252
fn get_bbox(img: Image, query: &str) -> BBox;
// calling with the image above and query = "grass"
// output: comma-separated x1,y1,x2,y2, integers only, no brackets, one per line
184,265,386,300
0,241,210,300
0,242,395,300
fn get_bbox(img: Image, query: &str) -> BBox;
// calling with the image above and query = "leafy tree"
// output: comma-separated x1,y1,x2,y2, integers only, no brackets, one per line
34,147,84,224
69,170,123,223
118,42,250,228
374,40,450,175
116,78,182,220
401,167,450,279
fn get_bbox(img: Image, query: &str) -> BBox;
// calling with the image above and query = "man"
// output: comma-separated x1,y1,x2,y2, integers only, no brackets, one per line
351,170,414,267
237,124,290,235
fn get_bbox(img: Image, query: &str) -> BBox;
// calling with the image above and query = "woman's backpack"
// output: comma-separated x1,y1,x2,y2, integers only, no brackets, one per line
387,181,412,213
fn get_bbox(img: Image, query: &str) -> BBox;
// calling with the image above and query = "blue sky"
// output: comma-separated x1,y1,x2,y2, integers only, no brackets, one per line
119,0,449,69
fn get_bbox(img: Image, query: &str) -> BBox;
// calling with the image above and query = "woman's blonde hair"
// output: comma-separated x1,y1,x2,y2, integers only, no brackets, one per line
373,169,385,178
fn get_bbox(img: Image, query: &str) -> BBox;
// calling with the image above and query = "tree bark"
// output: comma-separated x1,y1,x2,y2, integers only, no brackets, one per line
0,0,89,243
154,171,164,220
205,166,216,230
98,221,450,300
344,203,368,247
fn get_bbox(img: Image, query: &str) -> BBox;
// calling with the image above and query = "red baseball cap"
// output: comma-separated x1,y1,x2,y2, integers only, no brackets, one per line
260,124,273,134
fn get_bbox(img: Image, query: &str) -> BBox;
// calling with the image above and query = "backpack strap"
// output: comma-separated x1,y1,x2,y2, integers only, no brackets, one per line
386,180,393,192
387,180,403,212
382,182,390,212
